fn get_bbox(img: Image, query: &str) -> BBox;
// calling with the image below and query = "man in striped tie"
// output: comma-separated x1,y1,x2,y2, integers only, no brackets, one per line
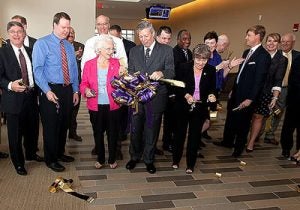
33,12,79,172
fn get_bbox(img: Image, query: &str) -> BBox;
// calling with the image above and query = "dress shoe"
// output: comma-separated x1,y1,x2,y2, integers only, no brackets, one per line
146,163,156,174
282,150,290,158
126,159,138,170
199,141,206,148
69,134,82,142
232,151,242,158
197,152,205,158
163,144,173,153
16,166,27,176
58,154,75,162
155,148,164,156
47,162,65,172
246,148,253,153
91,147,97,155
202,131,212,140
213,141,234,148
0,151,9,159
26,154,44,162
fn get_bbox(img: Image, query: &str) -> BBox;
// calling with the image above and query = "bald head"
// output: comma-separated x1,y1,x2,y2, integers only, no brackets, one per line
96,15,110,35
281,33,296,53
217,34,230,53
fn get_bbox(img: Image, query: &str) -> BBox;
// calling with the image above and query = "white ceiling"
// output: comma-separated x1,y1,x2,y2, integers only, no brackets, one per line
96,0,195,20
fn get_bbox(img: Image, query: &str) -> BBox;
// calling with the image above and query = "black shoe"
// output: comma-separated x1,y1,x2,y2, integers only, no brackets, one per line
199,141,206,148
246,148,253,153
58,154,75,162
155,148,164,156
26,154,44,162
202,131,212,140
0,151,9,159
126,160,137,170
213,141,233,148
69,134,83,142
197,152,205,158
16,166,27,176
47,162,65,172
91,147,97,155
232,151,242,158
163,144,173,153
282,150,290,158
146,163,156,174
116,150,124,160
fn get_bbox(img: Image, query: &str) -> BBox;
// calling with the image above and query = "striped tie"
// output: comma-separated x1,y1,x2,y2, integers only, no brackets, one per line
19,49,29,86
60,40,70,85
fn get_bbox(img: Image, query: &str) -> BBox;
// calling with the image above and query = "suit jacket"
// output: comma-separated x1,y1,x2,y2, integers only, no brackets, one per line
173,45,193,80
287,55,300,106
261,50,287,94
128,41,174,112
231,45,271,107
80,56,120,111
72,41,85,82
122,38,136,58
176,62,216,111
0,44,37,114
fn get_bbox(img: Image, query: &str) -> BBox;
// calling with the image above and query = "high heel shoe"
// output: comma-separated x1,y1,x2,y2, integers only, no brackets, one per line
246,148,253,153
109,162,118,169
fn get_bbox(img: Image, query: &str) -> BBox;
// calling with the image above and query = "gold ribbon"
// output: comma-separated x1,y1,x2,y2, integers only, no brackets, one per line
49,177,94,203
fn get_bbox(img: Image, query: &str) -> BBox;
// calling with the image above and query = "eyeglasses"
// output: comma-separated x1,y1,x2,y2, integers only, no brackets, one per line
96,23,109,27
104,48,115,52
8,30,24,35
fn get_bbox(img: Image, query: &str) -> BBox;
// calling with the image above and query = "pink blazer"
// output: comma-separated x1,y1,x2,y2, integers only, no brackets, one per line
80,56,120,111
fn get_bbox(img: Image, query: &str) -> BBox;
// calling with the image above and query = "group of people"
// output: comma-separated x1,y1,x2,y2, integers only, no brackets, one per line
1,12,300,176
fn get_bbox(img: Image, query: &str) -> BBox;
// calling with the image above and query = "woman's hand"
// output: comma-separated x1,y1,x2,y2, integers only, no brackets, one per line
85,88,96,98
268,97,277,109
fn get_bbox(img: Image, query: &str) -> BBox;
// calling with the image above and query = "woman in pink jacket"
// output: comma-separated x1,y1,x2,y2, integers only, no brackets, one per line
80,34,122,169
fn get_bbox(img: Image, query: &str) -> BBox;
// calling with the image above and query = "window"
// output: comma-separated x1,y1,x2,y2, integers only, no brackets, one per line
122,29,135,42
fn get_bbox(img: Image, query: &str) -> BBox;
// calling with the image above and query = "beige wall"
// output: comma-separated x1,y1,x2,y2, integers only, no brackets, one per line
150,0,300,67
0,0,96,44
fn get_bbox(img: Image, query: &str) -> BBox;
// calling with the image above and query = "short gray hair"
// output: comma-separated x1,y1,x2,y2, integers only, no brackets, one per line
136,20,155,35
193,44,211,59
94,34,114,54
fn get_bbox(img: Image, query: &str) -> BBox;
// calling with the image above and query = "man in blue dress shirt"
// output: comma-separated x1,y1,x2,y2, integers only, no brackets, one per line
32,12,79,172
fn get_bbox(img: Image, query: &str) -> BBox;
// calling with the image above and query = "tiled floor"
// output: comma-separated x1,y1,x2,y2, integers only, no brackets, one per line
69,101,300,210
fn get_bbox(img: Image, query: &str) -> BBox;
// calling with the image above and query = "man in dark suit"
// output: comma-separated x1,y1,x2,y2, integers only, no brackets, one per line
162,29,192,153
280,55,300,158
0,21,42,175
125,20,174,174
215,25,271,157
67,27,84,142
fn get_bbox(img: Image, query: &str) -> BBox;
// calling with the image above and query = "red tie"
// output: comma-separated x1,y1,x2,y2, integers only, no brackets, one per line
19,49,29,86
60,40,70,85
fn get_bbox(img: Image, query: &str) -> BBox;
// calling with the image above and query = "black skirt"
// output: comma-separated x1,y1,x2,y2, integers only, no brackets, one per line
254,93,273,117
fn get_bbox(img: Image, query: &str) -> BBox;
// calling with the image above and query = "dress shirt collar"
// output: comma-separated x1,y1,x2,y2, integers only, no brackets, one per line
144,41,155,55
270,50,278,58
250,43,261,53
11,43,26,55
51,32,65,44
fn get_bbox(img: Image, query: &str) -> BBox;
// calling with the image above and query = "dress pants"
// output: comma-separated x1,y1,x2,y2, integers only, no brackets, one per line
69,93,81,137
39,84,73,165
6,90,39,169
89,105,120,164
173,103,206,169
162,97,175,148
280,104,300,152
129,103,163,164
223,97,254,153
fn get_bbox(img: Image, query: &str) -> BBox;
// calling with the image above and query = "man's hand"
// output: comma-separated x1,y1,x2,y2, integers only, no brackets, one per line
150,71,164,81
238,99,252,109
46,91,59,104
11,79,27,92
73,92,79,106
185,93,194,104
